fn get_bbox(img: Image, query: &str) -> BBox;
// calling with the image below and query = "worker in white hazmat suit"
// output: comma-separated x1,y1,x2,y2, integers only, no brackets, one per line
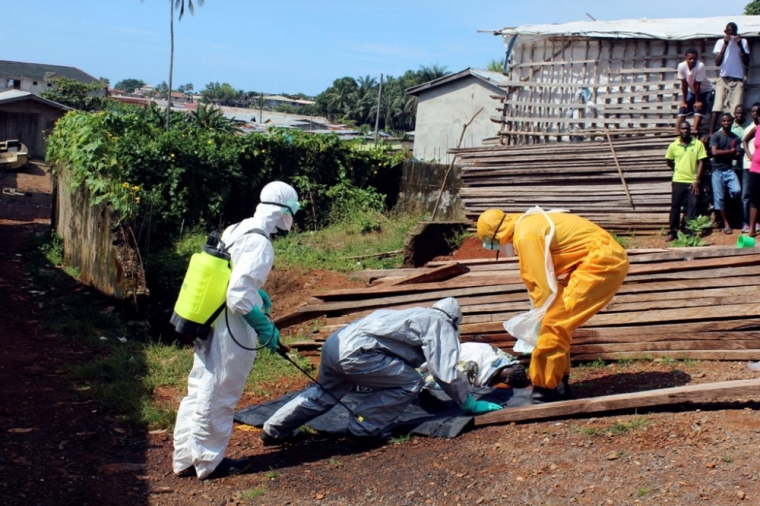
173,181,299,479
260,297,503,444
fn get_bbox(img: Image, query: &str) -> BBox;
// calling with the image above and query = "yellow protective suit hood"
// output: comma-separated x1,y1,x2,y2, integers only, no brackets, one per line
476,209,520,245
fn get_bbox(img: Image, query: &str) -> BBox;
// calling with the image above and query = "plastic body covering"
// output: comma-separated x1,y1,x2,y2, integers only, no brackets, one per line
477,210,629,390
264,302,471,439
504,206,558,354
173,180,297,479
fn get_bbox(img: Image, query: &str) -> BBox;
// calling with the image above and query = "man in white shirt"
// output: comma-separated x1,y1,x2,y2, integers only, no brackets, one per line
710,22,750,135
676,48,713,135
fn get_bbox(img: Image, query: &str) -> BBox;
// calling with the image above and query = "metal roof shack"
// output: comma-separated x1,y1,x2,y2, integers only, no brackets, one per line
479,15,760,145
0,60,100,85
0,90,71,158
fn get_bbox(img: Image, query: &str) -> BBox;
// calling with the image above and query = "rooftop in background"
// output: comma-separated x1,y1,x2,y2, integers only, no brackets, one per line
263,94,315,106
0,89,73,110
489,15,760,40
406,68,504,96
0,60,100,83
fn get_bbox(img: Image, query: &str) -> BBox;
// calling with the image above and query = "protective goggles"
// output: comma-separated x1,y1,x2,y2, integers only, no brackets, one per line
482,214,506,251
261,198,301,216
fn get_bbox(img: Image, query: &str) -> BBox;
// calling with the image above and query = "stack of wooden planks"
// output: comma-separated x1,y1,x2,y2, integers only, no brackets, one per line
276,246,760,365
452,134,678,234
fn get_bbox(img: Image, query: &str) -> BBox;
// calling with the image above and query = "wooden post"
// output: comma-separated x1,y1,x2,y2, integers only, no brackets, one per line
430,107,484,221
605,129,635,209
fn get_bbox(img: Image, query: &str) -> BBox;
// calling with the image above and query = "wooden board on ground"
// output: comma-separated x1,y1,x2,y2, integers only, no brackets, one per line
473,378,760,426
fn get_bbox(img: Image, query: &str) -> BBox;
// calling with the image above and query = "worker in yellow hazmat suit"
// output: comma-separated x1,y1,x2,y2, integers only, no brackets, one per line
477,208,629,403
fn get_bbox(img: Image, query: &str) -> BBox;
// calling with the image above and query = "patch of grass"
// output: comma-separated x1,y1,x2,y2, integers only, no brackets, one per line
240,487,266,500
273,211,423,272
682,357,700,367
587,359,606,370
572,426,601,437
390,433,412,445
617,357,634,367
446,228,472,251
38,231,64,265
245,347,314,396
659,356,677,366
609,416,649,435
610,233,629,249
722,455,734,463
265,468,281,479
328,458,344,469
637,486,652,497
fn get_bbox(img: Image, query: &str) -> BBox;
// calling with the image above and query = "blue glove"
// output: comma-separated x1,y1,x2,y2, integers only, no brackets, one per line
258,288,272,315
242,305,280,353
460,394,503,415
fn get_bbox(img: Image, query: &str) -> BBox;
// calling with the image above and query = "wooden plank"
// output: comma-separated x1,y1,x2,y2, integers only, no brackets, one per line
570,350,760,362
575,319,760,339
626,254,760,275
313,277,521,301
388,262,470,286
572,340,760,354
473,378,760,426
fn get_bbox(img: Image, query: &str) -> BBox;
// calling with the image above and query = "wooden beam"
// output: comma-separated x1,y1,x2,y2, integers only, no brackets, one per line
473,378,760,426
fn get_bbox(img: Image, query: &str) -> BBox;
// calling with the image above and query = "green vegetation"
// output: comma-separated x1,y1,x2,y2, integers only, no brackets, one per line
609,417,649,435
610,233,629,249
573,426,601,437
265,469,281,480
47,108,404,242
328,458,344,469
637,486,653,497
240,487,266,500
669,215,711,247
40,77,109,111
114,78,146,93
274,211,421,272
390,433,412,445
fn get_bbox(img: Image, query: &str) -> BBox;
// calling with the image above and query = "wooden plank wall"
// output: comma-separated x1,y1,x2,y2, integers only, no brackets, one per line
452,135,677,233
495,36,744,145
278,247,760,365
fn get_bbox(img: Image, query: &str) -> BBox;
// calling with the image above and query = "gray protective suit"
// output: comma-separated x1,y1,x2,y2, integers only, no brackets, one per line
263,297,471,438
173,181,298,479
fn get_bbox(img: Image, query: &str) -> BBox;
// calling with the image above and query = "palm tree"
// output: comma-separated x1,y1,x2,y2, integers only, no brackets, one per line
164,0,204,130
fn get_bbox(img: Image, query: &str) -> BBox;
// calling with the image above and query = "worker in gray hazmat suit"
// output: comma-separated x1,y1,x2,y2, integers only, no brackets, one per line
173,181,299,480
261,297,503,444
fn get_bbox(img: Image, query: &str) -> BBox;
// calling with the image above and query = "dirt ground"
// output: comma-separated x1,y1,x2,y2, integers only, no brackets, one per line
3,166,760,505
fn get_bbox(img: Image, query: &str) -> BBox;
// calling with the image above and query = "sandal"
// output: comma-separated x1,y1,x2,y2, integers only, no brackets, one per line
723,228,733,235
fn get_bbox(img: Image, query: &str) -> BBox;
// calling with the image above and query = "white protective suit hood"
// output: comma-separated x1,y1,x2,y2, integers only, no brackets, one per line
253,181,299,235
432,297,463,332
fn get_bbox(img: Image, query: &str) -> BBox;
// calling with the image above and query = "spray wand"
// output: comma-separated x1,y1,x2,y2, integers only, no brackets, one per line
275,343,364,423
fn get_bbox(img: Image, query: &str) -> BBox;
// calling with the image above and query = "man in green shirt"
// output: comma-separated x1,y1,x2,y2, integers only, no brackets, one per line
665,122,707,241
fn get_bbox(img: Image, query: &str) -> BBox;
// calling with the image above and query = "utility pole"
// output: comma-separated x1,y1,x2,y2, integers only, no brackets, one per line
259,92,264,124
374,73,383,148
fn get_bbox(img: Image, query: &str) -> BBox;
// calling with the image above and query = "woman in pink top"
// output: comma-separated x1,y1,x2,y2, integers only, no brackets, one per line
743,111,760,237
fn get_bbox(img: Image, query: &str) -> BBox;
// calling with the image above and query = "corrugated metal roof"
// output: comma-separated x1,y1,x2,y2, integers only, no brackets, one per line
406,68,504,96
0,90,73,110
0,60,100,83
493,15,760,41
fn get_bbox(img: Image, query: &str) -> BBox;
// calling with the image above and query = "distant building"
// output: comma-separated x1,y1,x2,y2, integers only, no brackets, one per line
263,95,315,110
0,90,72,158
0,60,101,96
406,68,504,164
170,91,192,104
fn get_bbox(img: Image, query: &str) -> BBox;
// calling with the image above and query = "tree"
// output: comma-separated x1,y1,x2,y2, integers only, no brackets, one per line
201,82,239,104
40,77,109,111
99,77,111,87
177,82,194,94
114,78,146,93
486,58,504,73
189,103,242,133
156,81,170,99
143,0,205,129
746,1,760,14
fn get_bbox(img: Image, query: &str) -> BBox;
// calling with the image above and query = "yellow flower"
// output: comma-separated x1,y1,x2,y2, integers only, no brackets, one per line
122,182,130,188
207,140,212,144
170,153,175,158
135,197,141,204
132,186,140,192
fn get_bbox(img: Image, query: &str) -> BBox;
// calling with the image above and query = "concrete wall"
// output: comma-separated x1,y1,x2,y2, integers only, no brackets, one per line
396,160,464,220
56,174,144,301
0,100,65,158
413,76,503,164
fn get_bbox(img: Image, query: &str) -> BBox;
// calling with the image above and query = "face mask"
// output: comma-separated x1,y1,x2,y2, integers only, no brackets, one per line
483,239,514,257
